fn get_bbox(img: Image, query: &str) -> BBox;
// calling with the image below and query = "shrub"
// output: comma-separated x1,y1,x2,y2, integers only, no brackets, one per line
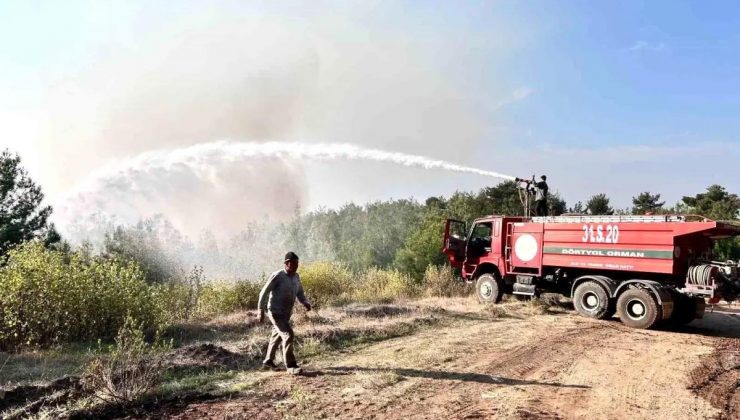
353,268,420,303
154,277,261,322
84,316,170,403
0,243,163,350
152,281,192,322
299,261,353,308
193,280,261,320
422,265,469,298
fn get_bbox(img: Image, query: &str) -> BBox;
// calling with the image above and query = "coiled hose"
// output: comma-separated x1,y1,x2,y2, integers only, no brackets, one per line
687,265,717,286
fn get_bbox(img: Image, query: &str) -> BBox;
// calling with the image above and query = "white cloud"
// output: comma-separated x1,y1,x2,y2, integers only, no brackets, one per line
627,41,667,52
493,86,536,110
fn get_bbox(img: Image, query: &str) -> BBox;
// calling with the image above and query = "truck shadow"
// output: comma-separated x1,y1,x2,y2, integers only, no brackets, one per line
321,366,590,389
601,313,740,339
664,312,740,338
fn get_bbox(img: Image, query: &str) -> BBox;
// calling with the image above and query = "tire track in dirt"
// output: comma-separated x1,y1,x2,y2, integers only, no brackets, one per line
132,304,735,419
311,315,724,420
297,316,613,419
533,322,724,420
437,322,616,419
689,338,740,420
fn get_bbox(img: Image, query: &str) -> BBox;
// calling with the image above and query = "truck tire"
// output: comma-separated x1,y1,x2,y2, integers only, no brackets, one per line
476,273,503,304
573,281,614,320
616,288,661,329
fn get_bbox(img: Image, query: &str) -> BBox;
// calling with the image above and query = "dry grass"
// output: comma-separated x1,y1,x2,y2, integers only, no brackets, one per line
353,370,403,390
83,317,170,404
0,347,96,386
483,304,511,318
519,298,551,316
1,294,578,419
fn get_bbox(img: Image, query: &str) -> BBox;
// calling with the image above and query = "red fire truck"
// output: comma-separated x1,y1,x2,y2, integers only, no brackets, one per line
442,214,740,329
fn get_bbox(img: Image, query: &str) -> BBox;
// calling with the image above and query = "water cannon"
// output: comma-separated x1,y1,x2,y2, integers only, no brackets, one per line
515,175,538,217
515,175,537,193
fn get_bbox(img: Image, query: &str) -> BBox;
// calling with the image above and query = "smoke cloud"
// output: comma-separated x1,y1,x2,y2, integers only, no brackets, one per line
12,7,492,240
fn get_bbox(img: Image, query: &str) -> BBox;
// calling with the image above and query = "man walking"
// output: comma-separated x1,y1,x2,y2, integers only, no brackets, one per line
258,252,312,375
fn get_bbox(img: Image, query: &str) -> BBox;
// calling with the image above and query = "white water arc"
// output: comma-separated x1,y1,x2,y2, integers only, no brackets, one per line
55,141,516,239
88,141,514,180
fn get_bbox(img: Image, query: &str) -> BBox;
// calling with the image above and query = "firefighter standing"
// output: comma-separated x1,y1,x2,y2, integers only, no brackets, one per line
534,175,549,216
258,251,311,375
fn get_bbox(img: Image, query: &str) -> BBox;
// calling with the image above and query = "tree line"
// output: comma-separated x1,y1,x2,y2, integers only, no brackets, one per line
1,148,739,282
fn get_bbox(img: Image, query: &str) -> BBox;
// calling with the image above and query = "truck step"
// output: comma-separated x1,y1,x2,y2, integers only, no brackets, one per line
513,283,536,296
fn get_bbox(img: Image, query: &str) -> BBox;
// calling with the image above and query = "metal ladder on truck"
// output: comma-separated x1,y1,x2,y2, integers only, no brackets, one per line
504,222,513,274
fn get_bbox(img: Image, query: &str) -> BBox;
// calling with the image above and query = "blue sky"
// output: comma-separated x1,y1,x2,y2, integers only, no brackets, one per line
0,1,738,233
496,1,740,145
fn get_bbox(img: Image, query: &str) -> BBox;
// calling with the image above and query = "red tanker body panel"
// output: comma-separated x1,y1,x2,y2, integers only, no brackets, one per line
540,221,677,275
443,212,740,329
504,217,740,277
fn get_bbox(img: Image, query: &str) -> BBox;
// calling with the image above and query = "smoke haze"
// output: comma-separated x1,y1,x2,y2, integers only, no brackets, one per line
14,8,493,240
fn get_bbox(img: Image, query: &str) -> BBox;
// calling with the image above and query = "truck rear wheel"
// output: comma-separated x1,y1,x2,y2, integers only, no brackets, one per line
617,288,661,329
573,281,614,320
476,273,503,304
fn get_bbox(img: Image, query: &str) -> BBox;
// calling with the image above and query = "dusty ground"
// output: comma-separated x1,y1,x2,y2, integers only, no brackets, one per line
151,299,739,420
2,298,738,419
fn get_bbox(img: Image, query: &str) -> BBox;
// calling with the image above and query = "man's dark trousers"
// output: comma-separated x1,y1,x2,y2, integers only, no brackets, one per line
264,311,296,367
535,200,548,216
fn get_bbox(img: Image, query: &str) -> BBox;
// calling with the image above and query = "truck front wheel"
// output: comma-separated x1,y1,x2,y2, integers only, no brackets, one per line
476,273,503,304
573,281,614,320
617,288,661,329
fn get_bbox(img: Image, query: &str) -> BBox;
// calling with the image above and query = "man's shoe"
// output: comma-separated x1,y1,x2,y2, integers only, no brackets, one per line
286,364,302,375
262,361,278,371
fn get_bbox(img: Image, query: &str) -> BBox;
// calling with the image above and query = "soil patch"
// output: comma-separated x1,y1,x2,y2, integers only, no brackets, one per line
0,376,81,413
689,338,740,420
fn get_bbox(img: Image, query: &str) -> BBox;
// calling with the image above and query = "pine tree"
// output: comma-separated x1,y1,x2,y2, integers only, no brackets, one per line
0,149,55,255
585,193,614,215
631,192,665,215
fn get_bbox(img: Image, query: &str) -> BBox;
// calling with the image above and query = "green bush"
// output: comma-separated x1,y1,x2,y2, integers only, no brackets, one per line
298,261,353,308
153,281,192,322
353,267,420,303
0,242,163,350
154,277,261,322
193,280,261,320
422,265,469,297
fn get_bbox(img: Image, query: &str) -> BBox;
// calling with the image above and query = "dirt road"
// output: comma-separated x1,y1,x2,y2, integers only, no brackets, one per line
157,299,739,420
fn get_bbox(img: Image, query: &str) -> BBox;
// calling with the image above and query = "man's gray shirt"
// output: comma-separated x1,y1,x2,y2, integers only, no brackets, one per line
258,269,309,316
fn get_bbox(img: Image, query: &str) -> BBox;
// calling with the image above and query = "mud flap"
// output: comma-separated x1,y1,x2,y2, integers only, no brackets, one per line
694,298,706,319
654,288,674,320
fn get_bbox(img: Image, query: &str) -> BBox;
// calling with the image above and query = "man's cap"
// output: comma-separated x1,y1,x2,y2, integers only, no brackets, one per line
541,175,547,180
284,251,299,262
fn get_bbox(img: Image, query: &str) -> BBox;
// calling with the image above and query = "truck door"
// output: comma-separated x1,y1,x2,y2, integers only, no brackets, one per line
464,221,493,275
443,219,467,268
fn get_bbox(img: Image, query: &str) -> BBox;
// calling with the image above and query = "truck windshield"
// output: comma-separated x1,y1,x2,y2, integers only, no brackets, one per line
468,222,492,255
